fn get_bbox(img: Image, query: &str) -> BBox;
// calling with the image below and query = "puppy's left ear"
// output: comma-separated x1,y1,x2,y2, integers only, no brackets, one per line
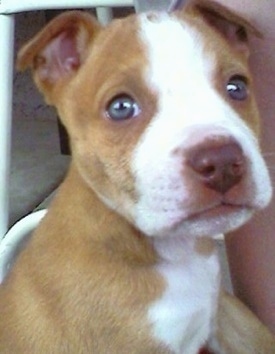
17,11,102,104
186,0,262,54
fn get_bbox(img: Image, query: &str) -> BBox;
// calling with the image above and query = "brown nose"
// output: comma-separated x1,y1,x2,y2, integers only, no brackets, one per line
188,141,245,194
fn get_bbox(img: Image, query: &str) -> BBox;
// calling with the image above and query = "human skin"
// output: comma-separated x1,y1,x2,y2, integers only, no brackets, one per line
215,0,275,333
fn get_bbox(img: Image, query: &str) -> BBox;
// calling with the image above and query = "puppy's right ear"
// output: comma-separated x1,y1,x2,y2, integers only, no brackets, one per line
185,0,262,57
17,11,102,104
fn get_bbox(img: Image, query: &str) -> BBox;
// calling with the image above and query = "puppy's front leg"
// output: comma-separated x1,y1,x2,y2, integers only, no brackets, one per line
210,291,275,353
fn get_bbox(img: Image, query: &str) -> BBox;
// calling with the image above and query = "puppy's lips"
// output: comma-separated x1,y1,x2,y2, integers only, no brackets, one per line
186,202,250,221
172,202,254,237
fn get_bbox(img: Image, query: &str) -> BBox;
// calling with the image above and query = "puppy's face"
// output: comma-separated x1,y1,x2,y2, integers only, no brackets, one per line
128,11,272,238
18,4,272,239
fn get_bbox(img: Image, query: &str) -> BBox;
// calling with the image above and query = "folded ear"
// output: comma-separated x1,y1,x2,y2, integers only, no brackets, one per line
17,11,102,103
186,0,262,54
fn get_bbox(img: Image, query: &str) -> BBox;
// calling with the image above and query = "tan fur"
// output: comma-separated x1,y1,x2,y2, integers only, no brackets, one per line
214,291,275,353
1,2,275,353
0,167,169,353
183,1,261,135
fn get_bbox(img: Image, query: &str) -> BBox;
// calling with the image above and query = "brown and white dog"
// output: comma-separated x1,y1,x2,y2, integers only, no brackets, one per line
1,1,275,353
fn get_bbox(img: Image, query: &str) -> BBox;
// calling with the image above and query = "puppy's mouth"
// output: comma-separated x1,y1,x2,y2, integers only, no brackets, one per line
188,201,249,220
174,202,253,238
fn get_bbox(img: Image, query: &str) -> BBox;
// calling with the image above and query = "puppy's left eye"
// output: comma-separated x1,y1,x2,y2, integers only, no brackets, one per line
106,94,140,121
227,75,248,101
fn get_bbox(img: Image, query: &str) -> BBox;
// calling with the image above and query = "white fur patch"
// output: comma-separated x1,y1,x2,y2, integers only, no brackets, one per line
131,13,272,238
149,237,220,353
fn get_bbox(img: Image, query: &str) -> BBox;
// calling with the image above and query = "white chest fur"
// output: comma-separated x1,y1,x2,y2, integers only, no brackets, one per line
148,238,220,354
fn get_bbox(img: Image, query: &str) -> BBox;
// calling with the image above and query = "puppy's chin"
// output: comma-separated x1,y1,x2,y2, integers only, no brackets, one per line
145,205,253,239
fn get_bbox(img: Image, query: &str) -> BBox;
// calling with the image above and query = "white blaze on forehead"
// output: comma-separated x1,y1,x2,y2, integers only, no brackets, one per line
130,13,272,238
138,13,212,116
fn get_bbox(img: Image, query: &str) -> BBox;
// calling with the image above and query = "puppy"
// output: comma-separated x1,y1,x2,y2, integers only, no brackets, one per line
0,1,274,353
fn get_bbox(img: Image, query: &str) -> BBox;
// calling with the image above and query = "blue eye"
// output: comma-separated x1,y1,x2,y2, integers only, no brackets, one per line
227,75,248,101
106,94,140,121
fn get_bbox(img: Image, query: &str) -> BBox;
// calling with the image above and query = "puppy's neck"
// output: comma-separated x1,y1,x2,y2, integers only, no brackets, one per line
51,164,158,266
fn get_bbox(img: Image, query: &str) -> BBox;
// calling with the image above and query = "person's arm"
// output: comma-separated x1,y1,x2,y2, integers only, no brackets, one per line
215,0,275,333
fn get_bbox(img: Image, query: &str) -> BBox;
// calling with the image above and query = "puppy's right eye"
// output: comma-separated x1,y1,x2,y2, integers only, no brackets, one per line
106,94,140,121
227,75,248,101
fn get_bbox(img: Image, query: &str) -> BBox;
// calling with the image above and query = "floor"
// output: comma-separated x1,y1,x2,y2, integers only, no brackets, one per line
9,118,70,226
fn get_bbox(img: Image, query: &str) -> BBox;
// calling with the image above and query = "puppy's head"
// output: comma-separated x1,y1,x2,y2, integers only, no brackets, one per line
17,1,272,239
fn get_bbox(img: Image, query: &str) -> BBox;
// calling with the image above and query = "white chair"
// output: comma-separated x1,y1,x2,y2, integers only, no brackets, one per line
0,0,133,282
